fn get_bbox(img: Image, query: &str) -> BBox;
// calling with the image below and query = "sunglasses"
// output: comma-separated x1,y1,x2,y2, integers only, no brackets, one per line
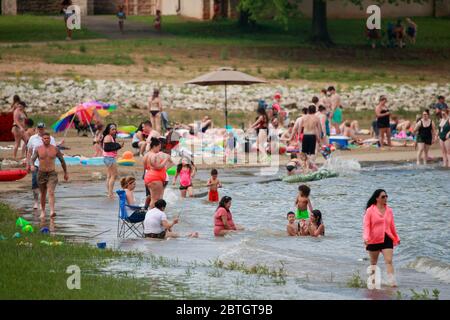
381,195,388,199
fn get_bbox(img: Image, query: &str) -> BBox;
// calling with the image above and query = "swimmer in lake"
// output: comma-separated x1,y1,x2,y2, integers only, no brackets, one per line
295,185,314,234
286,211,299,236
308,209,325,237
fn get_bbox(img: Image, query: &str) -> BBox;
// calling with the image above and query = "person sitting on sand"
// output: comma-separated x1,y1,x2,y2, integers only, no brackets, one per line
307,210,325,237
213,196,244,237
120,176,146,223
342,121,363,145
144,199,198,239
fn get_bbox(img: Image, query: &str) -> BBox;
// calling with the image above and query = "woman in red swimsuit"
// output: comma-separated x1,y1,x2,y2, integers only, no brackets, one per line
143,137,172,209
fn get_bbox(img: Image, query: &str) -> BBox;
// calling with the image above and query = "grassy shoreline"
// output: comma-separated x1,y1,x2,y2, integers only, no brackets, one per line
0,202,183,299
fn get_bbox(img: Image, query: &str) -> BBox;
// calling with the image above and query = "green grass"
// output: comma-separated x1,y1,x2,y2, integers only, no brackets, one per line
45,53,134,65
129,15,450,49
0,15,100,42
0,202,175,299
143,55,175,66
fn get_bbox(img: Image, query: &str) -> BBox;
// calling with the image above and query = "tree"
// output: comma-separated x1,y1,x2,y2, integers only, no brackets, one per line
238,0,429,46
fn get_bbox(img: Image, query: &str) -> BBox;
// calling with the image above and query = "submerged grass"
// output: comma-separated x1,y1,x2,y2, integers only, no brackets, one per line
0,202,185,299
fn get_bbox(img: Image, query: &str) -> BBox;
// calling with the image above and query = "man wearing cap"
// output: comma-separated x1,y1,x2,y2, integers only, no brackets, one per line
26,122,56,210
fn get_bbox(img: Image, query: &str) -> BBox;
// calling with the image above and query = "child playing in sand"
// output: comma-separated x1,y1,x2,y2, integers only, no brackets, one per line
295,185,314,233
117,4,126,34
173,157,196,198
207,168,222,202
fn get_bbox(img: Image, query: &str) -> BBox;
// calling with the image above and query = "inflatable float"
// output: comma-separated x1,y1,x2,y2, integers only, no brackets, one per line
118,125,137,135
167,166,177,176
80,157,105,166
117,159,136,166
0,169,28,182
282,169,338,183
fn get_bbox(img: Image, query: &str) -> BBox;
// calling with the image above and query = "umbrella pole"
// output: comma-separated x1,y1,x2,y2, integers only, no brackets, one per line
225,83,228,128
63,115,76,138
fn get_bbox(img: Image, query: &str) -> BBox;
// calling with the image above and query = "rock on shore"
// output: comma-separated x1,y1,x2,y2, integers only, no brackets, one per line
1,78,449,113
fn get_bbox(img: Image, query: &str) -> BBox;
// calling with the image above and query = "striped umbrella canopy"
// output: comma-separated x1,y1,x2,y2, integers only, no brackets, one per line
52,101,117,133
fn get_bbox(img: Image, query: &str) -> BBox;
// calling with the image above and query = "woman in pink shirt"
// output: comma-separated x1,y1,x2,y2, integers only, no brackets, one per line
213,196,244,237
363,189,400,287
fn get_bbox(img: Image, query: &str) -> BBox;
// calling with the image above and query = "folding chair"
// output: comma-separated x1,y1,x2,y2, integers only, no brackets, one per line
116,189,144,238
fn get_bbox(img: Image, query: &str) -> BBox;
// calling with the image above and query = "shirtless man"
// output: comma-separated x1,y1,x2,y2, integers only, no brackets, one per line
328,86,342,134
30,133,69,219
300,105,322,163
316,105,328,145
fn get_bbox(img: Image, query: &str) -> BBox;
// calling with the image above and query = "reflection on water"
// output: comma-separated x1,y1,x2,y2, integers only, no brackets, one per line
3,160,450,299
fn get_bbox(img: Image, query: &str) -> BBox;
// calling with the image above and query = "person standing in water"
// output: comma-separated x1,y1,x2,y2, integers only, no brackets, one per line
300,105,322,164
30,133,68,219
414,109,436,165
207,169,222,203
375,95,392,147
363,189,400,287
438,109,450,167
295,185,314,235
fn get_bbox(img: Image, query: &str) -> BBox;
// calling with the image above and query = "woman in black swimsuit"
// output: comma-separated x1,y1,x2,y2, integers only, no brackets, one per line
148,89,162,133
414,109,436,165
250,106,269,160
375,95,392,147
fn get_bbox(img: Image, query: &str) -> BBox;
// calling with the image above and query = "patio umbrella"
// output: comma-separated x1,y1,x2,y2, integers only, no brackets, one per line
185,67,267,128
52,101,117,137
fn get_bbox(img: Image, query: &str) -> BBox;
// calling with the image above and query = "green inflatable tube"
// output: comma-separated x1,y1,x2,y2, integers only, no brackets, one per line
118,125,138,134
282,169,338,183
167,166,177,176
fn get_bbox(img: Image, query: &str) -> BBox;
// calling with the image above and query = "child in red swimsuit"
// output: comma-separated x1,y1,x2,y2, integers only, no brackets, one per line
207,168,222,202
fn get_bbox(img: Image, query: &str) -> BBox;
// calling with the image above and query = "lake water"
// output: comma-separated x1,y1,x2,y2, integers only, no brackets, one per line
4,158,449,299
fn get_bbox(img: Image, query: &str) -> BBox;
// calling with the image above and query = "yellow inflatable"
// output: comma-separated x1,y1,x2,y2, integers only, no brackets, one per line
118,159,136,166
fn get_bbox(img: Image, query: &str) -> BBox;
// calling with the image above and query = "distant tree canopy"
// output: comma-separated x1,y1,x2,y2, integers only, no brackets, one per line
237,0,429,46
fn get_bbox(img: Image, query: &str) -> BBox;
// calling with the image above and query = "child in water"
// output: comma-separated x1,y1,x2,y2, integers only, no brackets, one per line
295,185,314,232
298,152,318,174
173,157,196,198
308,210,325,237
207,168,222,202
117,4,126,34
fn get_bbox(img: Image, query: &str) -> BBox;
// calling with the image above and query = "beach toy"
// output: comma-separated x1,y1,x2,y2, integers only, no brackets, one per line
167,166,177,176
12,232,21,239
118,125,137,134
22,225,34,233
122,151,134,160
117,133,132,139
59,156,81,166
117,159,136,166
282,169,339,183
16,217,30,228
0,169,28,182
81,157,105,166
40,227,49,234
97,242,106,249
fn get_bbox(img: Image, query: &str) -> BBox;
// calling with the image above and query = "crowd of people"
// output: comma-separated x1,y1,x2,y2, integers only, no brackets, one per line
366,17,417,49
7,84,449,288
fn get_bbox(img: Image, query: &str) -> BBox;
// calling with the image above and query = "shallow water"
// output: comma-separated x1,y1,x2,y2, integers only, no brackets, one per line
4,158,450,299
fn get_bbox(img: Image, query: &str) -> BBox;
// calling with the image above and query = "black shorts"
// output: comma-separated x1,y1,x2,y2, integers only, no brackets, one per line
366,234,393,252
302,134,316,155
286,165,296,172
179,184,192,190
145,231,166,239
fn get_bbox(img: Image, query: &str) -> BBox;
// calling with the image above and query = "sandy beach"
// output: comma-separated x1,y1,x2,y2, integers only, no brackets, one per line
0,135,444,194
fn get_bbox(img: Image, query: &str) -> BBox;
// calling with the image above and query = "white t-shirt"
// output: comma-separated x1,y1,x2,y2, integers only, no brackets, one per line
27,134,57,167
144,207,167,234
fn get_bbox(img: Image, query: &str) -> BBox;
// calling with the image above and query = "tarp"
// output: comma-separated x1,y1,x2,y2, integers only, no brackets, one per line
0,112,14,142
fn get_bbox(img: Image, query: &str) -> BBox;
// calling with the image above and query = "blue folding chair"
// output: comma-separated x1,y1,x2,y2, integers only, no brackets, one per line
116,189,145,238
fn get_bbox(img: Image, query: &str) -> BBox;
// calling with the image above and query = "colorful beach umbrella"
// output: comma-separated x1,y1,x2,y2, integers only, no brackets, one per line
51,101,117,135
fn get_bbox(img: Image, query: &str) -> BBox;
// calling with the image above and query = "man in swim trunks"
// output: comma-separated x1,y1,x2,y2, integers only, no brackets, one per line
30,133,68,219
328,86,342,134
300,105,322,164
